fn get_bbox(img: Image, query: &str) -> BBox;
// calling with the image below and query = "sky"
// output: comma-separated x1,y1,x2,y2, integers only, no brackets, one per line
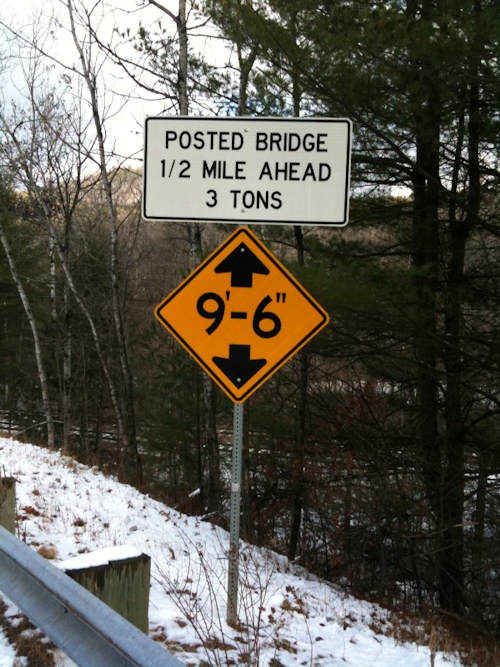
0,0,230,167
0,1,412,201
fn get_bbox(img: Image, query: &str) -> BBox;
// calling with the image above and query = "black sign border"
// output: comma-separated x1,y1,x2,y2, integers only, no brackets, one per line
143,116,351,227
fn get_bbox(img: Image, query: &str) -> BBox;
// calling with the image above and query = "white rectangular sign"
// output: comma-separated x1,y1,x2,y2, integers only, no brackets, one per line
143,117,351,227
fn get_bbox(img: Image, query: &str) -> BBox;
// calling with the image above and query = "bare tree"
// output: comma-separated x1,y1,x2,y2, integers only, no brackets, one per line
65,0,142,482
98,0,221,506
0,16,136,467
0,204,55,449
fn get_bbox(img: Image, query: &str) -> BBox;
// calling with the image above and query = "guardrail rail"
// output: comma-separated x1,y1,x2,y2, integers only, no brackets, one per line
0,526,183,666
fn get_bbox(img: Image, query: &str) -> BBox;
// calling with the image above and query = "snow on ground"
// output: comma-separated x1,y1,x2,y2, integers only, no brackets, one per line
0,630,15,667
0,437,462,666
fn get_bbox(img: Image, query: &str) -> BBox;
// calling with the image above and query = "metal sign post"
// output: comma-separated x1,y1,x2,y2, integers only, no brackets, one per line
146,113,351,629
226,402,244,626
153,227,331,627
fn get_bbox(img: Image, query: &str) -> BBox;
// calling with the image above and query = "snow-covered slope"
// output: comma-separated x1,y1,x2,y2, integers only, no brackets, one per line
0,437,462,666
0,632,15,667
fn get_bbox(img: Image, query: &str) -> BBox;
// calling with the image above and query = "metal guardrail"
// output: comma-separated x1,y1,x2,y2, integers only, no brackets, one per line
0,526,183,666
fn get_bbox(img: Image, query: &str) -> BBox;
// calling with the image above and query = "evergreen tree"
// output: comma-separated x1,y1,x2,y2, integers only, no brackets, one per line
207,0,500,617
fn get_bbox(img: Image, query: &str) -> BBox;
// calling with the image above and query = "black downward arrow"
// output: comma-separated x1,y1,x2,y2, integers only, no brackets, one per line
213,345,266,387
215,242,269,287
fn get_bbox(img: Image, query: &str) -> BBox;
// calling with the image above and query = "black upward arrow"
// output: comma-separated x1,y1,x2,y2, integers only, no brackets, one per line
213,345,266,387
215,242,269,287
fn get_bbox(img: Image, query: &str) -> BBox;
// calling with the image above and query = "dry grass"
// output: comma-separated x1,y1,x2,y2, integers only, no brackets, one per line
384,606,500,667
0,597,57,666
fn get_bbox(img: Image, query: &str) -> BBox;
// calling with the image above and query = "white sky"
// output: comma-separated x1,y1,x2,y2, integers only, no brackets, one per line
0,0,230,167
0,1,413,202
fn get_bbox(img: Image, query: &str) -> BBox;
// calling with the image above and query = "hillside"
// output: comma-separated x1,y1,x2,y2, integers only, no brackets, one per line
0,437,463,666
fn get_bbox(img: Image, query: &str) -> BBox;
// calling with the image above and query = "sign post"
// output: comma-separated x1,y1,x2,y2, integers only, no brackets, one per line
227,403,244,626
154,226,330,625
149,116,351,626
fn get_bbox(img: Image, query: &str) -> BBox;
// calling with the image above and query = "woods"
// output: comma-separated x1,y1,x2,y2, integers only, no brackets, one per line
0,0,499,649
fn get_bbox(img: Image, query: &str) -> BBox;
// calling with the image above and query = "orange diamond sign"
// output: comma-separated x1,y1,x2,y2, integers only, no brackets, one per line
155,227,329,403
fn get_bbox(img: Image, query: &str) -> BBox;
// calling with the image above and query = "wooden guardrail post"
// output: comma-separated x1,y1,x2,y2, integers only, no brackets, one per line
0,477,15,534
0,526,181,666
59,546,151,633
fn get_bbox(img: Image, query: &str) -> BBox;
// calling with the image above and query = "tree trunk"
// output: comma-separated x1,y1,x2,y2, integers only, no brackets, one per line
288,225,309,560
61,221,73,455
67,0,141,485
288,30,309,560
177,0,188,115
439,3,481,612
61,280,72,455
409,0,447,607
0,219,55,449
441,228,466,613
472,444,488,601
177,0,220,512
412,119,441,524
237,43,257,116
202,373,220,512
45,216,126,467
288,348,308,560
